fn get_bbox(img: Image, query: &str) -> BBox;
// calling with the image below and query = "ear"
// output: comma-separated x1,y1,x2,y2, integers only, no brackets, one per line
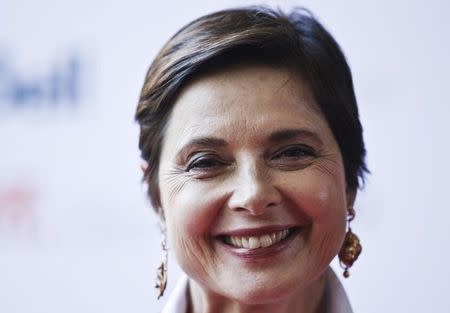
346,187,357,209
140,160,148,175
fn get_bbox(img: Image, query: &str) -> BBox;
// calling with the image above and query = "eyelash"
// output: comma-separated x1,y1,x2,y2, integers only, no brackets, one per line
186,155,226,172
186,145,316,173
272,145,316,160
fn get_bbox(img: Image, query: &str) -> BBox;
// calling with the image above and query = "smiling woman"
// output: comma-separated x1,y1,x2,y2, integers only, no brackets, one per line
136,6,367,313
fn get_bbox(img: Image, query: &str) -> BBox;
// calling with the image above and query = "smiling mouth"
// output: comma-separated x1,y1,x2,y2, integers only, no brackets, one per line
219,227,298,250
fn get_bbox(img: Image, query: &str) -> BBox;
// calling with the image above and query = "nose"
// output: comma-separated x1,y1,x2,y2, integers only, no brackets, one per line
227,159,282,215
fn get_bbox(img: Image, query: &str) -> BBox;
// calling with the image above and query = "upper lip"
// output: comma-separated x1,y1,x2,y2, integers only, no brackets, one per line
216,225,299,237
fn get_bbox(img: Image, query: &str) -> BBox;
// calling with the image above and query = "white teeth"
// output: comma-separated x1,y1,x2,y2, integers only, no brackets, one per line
224,229,293,250
270,233,276,242
260,235,272,248
275,231,282,242
248,237,260,249
241,237,249,249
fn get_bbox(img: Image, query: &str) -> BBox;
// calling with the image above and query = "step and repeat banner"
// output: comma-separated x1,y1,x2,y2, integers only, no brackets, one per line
1,1,449,312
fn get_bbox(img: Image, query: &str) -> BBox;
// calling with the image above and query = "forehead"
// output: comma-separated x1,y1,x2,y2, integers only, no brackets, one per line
176,64,317,112
162,64,333,151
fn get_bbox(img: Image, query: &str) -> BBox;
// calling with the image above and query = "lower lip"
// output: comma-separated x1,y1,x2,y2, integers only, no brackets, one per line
216,229,301,264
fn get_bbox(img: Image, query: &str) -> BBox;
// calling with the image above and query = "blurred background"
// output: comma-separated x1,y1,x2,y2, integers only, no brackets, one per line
1,0,449,312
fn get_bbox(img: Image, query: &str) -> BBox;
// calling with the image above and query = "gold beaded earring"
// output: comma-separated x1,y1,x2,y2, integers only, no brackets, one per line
339,207,362,278
155,227,168,299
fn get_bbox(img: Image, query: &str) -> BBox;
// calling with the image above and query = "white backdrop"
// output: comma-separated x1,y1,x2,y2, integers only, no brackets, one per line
1,0,449,312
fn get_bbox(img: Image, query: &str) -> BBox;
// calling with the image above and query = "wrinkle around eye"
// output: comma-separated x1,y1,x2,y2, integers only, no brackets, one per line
159,166,191,203
309,153,344,179
269,151,316,171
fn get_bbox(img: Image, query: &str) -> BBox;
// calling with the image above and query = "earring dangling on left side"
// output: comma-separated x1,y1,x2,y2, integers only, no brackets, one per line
155,229,168,300
339,207,362,278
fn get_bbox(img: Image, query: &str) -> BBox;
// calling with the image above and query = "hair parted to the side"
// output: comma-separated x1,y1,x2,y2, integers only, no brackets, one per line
136,6,368,211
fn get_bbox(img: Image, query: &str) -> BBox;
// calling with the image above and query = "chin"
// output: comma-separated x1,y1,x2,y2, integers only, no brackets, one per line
225,277,302,305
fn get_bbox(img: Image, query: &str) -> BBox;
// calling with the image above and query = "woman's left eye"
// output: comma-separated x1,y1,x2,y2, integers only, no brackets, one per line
273,145,316,160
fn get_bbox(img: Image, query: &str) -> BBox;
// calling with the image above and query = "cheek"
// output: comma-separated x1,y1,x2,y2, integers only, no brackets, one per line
281,169,347,240
310,184,347,224
160,180,226,275
286,165,348,221
162,181,226,236
281,171,348,271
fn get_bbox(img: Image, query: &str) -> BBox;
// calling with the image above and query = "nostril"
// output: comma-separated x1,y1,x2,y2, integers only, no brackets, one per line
231,200,278,216
227,172,282,214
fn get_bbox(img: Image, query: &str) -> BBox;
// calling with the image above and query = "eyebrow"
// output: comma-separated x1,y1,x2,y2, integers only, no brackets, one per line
177,128,323,160
177,137,228,160
267,128,323,146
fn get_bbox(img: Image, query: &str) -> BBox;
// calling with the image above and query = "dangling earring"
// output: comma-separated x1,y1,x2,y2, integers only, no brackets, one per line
339,207,362,278
155,227,168,299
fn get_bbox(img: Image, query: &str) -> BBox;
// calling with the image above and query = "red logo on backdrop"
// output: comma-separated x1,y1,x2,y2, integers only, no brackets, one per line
0,184,37,237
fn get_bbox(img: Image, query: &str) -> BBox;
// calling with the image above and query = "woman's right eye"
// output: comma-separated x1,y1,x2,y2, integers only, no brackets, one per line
186,155,226,172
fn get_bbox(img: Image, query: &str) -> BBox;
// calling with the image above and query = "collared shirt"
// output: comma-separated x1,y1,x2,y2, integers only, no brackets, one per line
162,267,354,313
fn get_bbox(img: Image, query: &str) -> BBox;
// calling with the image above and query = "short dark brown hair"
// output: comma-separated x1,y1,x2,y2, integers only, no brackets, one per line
136,6,368,210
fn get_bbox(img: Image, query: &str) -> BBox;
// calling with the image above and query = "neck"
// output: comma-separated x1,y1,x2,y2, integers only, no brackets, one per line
187,271,327,313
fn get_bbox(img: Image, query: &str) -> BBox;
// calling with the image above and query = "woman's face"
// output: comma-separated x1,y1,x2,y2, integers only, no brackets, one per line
158,64,353,303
